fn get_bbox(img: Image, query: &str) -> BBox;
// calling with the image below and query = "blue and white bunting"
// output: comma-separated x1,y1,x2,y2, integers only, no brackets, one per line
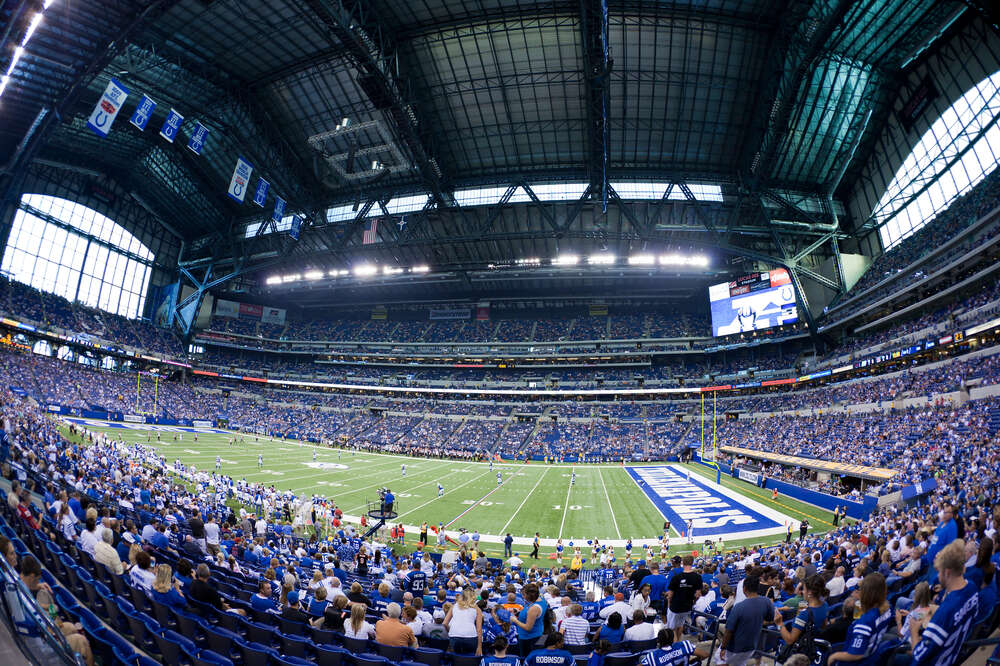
289,215,302,240
159,108,184,143
86,78,129,138
129,94,156,131
272,196,286,223
227,157,253,203
187,122,209,155
253,178,270,207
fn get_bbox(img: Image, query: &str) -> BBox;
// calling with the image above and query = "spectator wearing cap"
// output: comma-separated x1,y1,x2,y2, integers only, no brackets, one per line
599,592,633,621
282,590,309,623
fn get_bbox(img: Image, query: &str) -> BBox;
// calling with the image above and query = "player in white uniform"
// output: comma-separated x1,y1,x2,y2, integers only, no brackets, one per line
215,456,221,471
401,464,406,477
313,450,317,462
258,454,263,469
497,471,502,486
686,519,694,544
571,470,576,485
437,483,444,497
489,460,493,471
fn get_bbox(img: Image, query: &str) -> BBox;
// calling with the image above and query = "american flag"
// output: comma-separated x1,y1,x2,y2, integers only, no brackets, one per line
362,218,378,245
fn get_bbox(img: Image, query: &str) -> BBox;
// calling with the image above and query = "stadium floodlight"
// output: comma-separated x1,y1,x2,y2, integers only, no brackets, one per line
516,258,541,265
303,270,324,280
383,266,403,275
22,13,43,46
353,264,378,277
588,253,615,265
6,47,24,76
281,274,300,283
265,276,281,285
628,254,655,265
553,254,579,266
411,265,430,273
44,0,55,8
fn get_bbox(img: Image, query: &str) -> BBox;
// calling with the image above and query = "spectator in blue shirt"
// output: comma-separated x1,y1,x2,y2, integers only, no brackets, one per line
151,564,187,611
826,573,892,666
641,562,668,613
481,635,520,666
250,579,276,613
524,632,574,666
910,540,980,666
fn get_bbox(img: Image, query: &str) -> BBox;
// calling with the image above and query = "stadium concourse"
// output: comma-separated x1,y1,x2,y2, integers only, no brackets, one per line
4,0,1000,665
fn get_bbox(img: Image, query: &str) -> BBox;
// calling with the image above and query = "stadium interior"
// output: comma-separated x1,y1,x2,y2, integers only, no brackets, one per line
0,0,999,665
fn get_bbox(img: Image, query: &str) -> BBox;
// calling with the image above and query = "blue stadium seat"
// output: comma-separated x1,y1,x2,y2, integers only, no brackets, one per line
412,646,444,666
280,632,313,659
352,654,391,666
191,649,234,666
315,643,349,666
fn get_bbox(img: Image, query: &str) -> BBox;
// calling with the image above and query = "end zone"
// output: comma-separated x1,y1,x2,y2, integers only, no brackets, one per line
626,464,794,541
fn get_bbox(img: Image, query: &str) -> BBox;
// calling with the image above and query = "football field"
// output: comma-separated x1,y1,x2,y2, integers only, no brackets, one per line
64,419,844,558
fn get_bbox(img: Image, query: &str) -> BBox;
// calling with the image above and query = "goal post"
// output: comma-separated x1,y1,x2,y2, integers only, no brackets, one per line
700,391,721,484
134,370,160,418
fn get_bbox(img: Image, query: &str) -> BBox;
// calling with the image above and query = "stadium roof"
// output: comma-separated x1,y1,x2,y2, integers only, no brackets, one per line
0,0,977,313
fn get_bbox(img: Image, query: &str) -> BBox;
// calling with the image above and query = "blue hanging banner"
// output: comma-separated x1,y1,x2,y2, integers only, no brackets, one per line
253,178,270,207
289,215,302,240
86,78,129,138
187,122,210,155
227,157,253,203
159,108,184,143
272,196,286,223
129,94,156,131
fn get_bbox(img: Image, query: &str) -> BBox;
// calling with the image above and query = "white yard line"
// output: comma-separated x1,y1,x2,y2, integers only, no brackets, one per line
500,467,550,534
597,466,621,539
395,467,496,520
344,465,473,514
558,467,574,538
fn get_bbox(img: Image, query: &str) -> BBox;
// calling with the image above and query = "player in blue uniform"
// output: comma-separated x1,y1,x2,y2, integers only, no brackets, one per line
401,464,406,477
909,540,980,666
639,629,709,666
497,471,502,486
438,482,444,497
827,573,893,666
571,470,575,485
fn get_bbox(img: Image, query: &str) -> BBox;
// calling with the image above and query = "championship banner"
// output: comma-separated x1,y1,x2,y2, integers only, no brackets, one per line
159,108,184,143
227,157,253,203
87,78,129,137
272,196,286,222
288,215,301,240
187,122,210,155
129,94,156,131
253,178,269,207
429,307,472,320
261,307,286,325
215,299,239,319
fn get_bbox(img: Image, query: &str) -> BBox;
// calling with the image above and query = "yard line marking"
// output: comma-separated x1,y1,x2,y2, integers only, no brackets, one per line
597,466,621,539
500,467,549,534
343,465,472,514
558,467,574,538
444,483,506,528
395,467,495,520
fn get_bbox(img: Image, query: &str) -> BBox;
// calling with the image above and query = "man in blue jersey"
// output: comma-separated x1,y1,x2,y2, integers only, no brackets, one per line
524,631,574,666
642,562,669,616
907,539,980,666
403,560,427,595
926,503,957,582
640,628,709,666
481,636,519,666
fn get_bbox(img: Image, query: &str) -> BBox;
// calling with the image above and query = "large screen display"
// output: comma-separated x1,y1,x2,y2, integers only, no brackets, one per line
709,268,798,336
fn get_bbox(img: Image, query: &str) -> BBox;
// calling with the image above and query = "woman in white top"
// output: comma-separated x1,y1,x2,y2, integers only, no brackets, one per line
631,583,652,616
444,588,482,655
58,505,76,543
343,604,375,639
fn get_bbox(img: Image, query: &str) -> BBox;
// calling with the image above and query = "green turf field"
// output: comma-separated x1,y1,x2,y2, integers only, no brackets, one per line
67,421,847,559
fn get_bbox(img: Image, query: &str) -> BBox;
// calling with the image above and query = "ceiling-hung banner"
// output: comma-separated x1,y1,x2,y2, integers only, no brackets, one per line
289,215,301,240
272,196,286,222
129,94,156,131
187,122,210,155
159,108,184,143
253,178,270,207
87,78,129,137
227,157,253,203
